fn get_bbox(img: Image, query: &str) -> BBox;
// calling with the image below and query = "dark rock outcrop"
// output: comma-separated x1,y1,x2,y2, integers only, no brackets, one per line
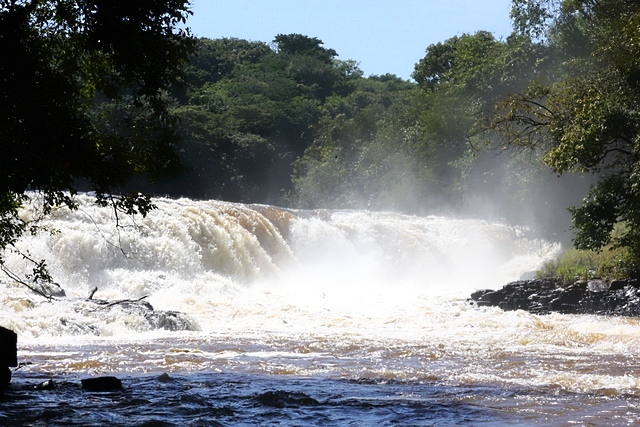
470,278,640,316
0,326,17,391
81,376,123,391
86,298,200,332
255,390,320,408
33,281,66,298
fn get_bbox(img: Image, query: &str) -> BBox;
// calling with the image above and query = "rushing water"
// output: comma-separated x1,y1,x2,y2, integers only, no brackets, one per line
2,195,640,426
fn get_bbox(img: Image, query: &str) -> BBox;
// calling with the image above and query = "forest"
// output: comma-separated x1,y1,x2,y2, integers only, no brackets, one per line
2,0,640,279
148,30,582,235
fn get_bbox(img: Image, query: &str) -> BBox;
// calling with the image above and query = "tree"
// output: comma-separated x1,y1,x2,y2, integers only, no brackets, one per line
483,0,640,269
273,33,337,64
272,34,342,100
412,32,513,209
0,0,195,288
288,75,417,210
165,35,364,204
180,37,272,90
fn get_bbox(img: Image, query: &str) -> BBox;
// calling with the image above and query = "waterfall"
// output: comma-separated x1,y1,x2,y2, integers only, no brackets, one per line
0,194,559,339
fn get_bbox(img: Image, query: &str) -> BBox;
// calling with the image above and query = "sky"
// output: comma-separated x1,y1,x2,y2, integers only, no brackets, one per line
184,0,514,80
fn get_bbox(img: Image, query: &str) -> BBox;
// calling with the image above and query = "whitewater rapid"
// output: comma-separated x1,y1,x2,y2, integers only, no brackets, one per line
1,194,557,340
5,196,640,426
6,194,640,404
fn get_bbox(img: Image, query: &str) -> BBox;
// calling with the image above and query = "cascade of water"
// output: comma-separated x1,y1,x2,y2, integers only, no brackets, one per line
7,195,640,402
0,194,559,339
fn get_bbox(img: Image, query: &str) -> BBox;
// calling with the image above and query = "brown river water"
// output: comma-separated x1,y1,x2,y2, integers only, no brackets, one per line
1,195,640,426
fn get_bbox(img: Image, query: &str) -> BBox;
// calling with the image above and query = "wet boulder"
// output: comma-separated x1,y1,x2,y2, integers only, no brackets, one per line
255,390,320,408
87,298,200,332
34,379,56,390
470,278,640,317
470,279,563,313
144,310,200,331
472,289,505,306
498,281,543,311
34,281,66,298
608,280,626,291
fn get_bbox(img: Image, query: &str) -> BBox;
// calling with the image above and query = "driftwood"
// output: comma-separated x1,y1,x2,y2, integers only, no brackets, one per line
0,264,66,301
86,295,149,312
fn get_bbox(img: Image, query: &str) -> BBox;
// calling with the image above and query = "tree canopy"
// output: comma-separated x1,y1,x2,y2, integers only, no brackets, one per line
0,0,194,283
164,30,592,241
152,34,367,203
482,0,640,265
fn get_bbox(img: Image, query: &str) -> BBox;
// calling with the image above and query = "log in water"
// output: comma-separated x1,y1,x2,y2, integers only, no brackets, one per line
1,195,639,426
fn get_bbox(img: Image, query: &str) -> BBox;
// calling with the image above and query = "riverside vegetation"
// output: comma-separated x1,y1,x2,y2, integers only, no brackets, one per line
2,0,640,286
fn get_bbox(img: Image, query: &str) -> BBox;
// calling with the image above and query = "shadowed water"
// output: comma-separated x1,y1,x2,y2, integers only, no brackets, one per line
4,370,640,426
2,372,499,426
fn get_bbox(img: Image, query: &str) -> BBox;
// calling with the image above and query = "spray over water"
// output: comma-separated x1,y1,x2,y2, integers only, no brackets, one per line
1,194,558,340
7,194,640,407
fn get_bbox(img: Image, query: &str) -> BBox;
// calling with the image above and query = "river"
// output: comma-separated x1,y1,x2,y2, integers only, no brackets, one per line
1,195,640,426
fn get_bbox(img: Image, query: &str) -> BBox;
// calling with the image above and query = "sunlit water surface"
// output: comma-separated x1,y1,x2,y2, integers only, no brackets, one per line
1,195,640,426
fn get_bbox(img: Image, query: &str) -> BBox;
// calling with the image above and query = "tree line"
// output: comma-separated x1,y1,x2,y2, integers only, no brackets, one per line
149,29,589,244
2,0,640,280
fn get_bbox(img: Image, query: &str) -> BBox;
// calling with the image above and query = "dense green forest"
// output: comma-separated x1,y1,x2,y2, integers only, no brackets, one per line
141,29,592,244
2,0,640,279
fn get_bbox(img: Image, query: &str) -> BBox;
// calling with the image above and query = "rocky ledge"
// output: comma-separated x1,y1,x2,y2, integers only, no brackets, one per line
470,278,640,316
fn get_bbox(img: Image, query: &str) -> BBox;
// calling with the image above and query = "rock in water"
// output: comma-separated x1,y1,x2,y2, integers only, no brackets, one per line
34,379,56,390
255,390,320,408
32,281,66,298
81,376,123,391
0,326,17,391
157,372,173,383
86,299,201,332
469,278,640,316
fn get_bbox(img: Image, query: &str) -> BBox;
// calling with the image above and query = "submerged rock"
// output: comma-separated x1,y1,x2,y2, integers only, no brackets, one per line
34,379,56,391
255,390,320,408
81,376,122,391
35,281,66,298
470,278,640,316
144,310,200,331
157,373,173,382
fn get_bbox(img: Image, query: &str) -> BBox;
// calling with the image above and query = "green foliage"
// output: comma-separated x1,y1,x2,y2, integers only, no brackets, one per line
287,28,580,228
184,38,272,88
537,246,636,282
483,0,640,271
510,0,554,39
411,31,541,215
163,29,563,228
273,34,337,64
287,75,419,210
413,31,509,97
159,33,382,203
0,0,194,286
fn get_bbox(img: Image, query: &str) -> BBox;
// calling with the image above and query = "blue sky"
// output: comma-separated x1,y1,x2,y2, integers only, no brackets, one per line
185,0,514,80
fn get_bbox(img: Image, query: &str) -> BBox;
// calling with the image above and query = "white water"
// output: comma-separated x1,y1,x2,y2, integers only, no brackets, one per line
1,195,554,338
4,194,640,402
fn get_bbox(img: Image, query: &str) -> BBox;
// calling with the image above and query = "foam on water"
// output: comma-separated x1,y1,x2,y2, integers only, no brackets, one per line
1,195,556,338
6,194,640,398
